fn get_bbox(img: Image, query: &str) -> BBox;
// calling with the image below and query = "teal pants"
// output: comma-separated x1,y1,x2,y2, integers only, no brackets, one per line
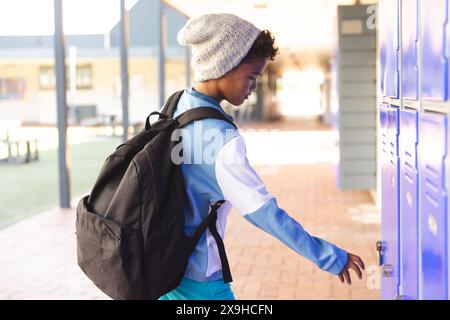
159,277,235,300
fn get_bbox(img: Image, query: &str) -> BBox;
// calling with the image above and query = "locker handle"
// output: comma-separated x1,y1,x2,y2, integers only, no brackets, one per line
376,241,385,266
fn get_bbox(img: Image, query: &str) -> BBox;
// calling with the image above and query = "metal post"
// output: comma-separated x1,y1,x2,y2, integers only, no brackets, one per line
185,46,191,87
53,0,71,208
68,45,77,119
157,0,166,106
119,0,129,141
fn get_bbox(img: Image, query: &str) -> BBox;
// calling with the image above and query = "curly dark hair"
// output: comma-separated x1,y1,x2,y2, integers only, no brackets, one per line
240,30,279,64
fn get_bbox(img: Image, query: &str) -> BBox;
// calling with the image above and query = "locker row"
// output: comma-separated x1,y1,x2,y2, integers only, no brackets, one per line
379,0,450,102
379,104,449,299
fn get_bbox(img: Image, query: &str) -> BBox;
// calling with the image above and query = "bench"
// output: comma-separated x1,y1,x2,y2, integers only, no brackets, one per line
0,137,39,164
0,120,39,164
81,113,121,137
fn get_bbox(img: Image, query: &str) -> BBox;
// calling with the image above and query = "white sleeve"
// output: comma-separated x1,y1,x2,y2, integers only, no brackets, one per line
215,135,274,215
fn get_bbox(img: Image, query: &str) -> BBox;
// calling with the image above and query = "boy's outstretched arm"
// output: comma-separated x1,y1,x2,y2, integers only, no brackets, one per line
215,135,365,283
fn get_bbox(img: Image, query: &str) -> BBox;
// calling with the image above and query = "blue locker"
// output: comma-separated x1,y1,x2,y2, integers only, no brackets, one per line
419,112,448,299
379,1,387,96
380,103,388,283
380,104,389,202
421,0,448,101
399,109,419,299
380,105,389,162
379,0,400,98
402,0,419,101
381,105,400,299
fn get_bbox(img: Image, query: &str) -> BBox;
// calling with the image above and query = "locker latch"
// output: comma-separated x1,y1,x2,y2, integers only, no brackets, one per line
382,264,394,278
376,241,385,266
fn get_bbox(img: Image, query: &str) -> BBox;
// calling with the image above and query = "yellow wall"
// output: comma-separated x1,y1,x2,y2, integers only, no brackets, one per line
0,61,42,122
0,57,187,125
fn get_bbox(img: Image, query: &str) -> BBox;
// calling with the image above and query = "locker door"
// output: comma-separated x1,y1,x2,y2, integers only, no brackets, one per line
380,104,389,192
381,105,400,299
419,112,448,299
379,0,399,98
402,0,419,101
382,0,400,98
379,0,387,96
399,109,419,299
421,0,448,101
380,104,389,291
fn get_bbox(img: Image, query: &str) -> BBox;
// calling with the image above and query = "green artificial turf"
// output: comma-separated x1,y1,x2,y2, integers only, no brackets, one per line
0,137,121,230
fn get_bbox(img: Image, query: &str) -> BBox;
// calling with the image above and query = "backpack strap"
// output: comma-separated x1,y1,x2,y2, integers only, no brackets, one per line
145,91,237,131
176,107,237,129
207,201,233,283
190,200,233,283
162,90,184,117
145,91,184,130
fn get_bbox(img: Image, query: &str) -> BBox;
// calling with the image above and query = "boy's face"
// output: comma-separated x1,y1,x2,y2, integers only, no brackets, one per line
218,58,268,106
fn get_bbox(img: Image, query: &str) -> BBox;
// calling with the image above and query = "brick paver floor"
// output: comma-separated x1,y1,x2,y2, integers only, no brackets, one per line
0,116,381,300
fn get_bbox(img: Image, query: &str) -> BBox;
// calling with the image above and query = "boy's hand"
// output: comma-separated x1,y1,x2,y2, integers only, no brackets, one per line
338,253,365,285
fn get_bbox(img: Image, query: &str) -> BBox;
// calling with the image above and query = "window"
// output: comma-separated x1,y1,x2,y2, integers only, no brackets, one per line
75,65,93,89
38,66,55,90
0,78,26,99
38,64,93,90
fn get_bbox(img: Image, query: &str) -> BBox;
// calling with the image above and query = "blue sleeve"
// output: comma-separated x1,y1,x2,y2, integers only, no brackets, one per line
244,198,348,275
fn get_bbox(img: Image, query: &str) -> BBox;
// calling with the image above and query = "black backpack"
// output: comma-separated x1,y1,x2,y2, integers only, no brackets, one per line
76,90,235,300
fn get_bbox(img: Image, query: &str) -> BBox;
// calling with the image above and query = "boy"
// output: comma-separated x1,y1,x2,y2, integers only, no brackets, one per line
159,13,365,300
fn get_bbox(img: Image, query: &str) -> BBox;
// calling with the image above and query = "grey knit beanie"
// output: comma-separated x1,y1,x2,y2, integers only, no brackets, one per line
177,13,261,82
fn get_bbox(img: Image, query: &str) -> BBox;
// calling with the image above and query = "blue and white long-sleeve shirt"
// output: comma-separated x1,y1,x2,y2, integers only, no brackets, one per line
171,87,348,282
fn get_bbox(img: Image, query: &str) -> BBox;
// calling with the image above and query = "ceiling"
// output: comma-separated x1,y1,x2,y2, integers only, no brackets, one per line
164,0,378,69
